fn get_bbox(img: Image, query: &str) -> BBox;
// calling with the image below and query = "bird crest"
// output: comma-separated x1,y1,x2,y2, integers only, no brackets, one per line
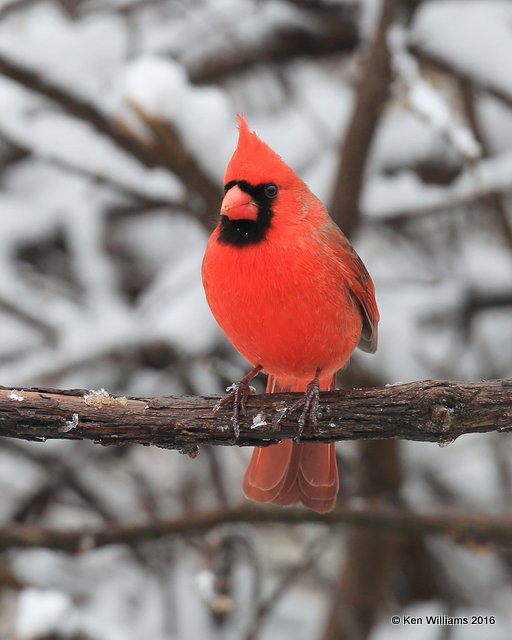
224,115,298,189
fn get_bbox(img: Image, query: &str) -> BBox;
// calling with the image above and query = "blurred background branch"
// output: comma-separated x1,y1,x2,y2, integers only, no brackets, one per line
0,0,512,638
1,502,512,552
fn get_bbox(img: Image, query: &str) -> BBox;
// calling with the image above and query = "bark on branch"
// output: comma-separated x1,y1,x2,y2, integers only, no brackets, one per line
0,379,510,449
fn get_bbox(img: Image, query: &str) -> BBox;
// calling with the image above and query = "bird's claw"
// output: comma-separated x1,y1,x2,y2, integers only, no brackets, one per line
214,369,261,440
288,374,321,442
215,382,250,439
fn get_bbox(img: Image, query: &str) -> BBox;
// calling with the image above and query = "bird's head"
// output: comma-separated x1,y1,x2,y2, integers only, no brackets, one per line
218,116,312,247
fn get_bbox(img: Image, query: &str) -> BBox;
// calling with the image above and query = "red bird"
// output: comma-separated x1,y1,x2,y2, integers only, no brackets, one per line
202,117,379,513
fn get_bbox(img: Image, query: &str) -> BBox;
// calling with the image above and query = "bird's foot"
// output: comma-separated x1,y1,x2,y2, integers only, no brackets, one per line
214,365,263,440
288,369,321,442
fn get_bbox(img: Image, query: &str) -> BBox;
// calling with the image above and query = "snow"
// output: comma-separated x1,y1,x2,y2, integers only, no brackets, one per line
0,0,511,638
0,3,127,103
16,588,72,639
138,245,219,357
407,80,480,160
411,1,512,101
477,95,512,154
392,23,482,161
137,0,310,69
118,56,189,135
59,413,79,433
371,104,460,174
194,568,217,603
83,389,128,407
0,83,182,203
251,413,267,428
363,150,512,219
117,56,234,180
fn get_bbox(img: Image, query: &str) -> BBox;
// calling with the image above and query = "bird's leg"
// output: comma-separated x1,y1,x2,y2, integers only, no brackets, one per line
214,364,263,439
288,368,322,442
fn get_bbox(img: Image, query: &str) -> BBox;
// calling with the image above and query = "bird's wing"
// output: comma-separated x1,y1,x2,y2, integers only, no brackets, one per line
333,229,380,353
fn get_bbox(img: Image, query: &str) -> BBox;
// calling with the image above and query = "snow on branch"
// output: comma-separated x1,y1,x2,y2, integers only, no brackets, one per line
409,38,512,111
0,380,510,450
187,2,359,84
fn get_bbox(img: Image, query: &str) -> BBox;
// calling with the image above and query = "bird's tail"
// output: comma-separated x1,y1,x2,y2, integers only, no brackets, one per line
242,374,339,513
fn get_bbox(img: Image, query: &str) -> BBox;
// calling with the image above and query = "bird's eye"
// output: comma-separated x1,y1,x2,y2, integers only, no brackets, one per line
264,184,278,199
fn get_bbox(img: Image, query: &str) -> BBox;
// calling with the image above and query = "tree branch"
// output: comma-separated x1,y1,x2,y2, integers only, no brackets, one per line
0,53,156,167
0,379,510,448
324,2,399,636
1,503,512,553
329,0,396,237
187,4,359,84
422,290,512,340
409,43,512,112
0,126,187,213
0,53,219,216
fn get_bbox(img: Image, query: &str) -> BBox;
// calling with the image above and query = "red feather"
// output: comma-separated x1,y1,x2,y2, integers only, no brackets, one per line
243,375,338,513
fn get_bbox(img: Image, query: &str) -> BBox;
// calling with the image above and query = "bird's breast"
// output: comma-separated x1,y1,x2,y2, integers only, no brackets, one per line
202,231,362,378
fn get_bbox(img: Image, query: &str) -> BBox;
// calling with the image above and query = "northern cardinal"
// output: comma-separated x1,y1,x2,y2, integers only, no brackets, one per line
202,116,379,513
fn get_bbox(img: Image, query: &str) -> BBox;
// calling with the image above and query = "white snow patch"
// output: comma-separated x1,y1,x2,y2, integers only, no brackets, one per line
16,588,72,639
391,25,481,161
116,55,233,179
251,414,267,428
59,413,79,433
195,568,216,602
121,56,188,122
477,94,512,154
407,80,481,159
83,388,111,404
139,248,220,356
411,1,512,102
0,4,126,103
364,150,512,219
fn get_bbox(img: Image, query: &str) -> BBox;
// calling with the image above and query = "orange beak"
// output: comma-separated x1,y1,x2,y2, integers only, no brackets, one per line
221,185,258,221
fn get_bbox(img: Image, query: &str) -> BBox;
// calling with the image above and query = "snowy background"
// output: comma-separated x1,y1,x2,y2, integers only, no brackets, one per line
0,0,512,638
